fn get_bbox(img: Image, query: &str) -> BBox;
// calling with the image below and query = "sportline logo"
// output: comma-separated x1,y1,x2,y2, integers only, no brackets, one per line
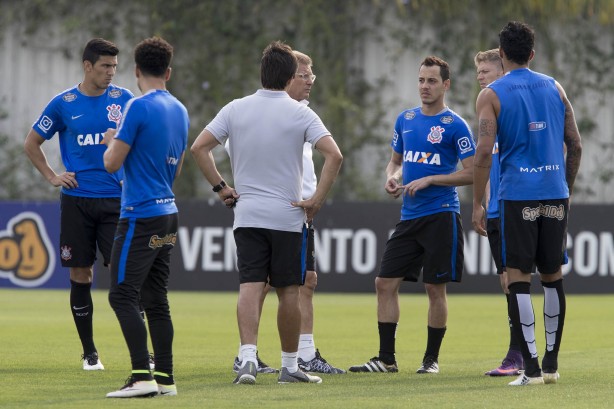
0,212,55,287
149,233,177,249
522,204,565,221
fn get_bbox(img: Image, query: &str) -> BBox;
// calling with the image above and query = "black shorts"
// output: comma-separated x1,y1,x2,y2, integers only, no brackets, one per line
234,227,307,288
59,194,120,267
306,223,315,272
487,217,504,274
109,214,178,290
501,199,568,275
379,212,464,284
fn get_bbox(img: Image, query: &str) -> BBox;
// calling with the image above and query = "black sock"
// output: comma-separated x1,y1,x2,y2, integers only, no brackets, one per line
70,280,96,354
378,322,397,364
131,370,153,382
508,281,540,376
506,293,521,351
542,279,566,371
154,372,175,385
424,326,446,361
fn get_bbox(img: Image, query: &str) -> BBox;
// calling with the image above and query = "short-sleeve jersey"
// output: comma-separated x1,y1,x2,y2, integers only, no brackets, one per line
114,89,189,219
487,140,500,219
32,84,134,198
205,89,330,233
391,107,475,220
488,68,568,200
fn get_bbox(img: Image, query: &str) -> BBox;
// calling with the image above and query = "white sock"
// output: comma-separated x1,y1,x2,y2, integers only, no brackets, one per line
240,344,257,367
237,342,243,361
281,351,298,373
298,334,316,361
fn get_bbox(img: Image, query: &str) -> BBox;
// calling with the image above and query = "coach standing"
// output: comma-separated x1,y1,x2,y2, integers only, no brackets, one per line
191,41,342,385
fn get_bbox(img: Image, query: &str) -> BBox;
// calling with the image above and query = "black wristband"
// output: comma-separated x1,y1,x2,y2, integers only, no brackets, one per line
212,180,226,193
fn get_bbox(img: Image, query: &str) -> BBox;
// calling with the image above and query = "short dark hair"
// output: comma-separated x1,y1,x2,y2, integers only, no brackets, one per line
420,56,450,81
82,38,119,65
261,41,297,90
499,21,534,65
134,37,173,77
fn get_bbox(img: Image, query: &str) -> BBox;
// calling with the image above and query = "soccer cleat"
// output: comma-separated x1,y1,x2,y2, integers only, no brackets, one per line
298,349,346,374
543,371,560,384
233,361,257,384
233,353,279,374
278,367,322,384
416,356,439,374
348,357,398,373
149,354,155,371
158,383,177,396
484,350,524,376
106,377,158,398
82,352,104,371
508,373,545,386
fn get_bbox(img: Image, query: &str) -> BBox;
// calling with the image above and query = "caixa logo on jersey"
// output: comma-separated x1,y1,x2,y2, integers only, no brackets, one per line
0,212,55,287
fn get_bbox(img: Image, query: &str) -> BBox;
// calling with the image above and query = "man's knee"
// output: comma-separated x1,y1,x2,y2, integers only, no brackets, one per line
303,270,317,291
70,266,93,283
375,277,400,296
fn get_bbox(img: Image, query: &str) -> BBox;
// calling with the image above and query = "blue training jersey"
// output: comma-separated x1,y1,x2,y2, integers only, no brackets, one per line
32,84,134,198
392,107,475,220
488,68,568,200
114,89,189,219
487,139,500,219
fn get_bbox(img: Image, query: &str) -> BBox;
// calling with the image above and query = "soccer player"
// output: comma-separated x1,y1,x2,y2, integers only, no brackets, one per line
103,36,189,398
231,50,345,375
473,21,582,386
474,49,524,377
191,41,343,385
24,38,133,371
350,56,475,374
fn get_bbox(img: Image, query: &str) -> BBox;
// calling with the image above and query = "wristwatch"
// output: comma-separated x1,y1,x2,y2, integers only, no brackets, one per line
212,180,226,193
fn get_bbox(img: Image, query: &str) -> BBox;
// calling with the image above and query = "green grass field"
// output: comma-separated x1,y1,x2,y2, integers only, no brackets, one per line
0,289,612,408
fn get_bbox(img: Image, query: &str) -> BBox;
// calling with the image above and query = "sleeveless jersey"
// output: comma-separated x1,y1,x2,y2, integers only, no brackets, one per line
487,139,500,219
32,84,133,197
391,107,475,220
114,89,189,218
488,68,568,200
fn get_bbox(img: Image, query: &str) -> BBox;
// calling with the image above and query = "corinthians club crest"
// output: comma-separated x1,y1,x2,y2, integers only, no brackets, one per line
107,104,123,126
427,126,445,144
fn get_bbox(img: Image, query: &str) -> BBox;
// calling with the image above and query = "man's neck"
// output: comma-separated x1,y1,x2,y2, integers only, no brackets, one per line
421,102,447,116
503,61,529,73
78,81,106,97
139,78,166,94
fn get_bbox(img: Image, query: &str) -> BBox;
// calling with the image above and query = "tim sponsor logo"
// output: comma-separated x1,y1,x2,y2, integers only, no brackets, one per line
522,204,565,221
529,121,547,131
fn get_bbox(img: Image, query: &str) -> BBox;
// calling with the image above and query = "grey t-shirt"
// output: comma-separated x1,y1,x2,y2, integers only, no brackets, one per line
205,89,330,232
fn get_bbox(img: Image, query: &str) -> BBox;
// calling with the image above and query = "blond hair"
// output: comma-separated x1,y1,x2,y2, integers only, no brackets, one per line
293,50,312,67
474,49,503,69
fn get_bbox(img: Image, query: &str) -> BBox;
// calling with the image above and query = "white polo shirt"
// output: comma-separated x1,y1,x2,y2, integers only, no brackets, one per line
206,89,330,232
